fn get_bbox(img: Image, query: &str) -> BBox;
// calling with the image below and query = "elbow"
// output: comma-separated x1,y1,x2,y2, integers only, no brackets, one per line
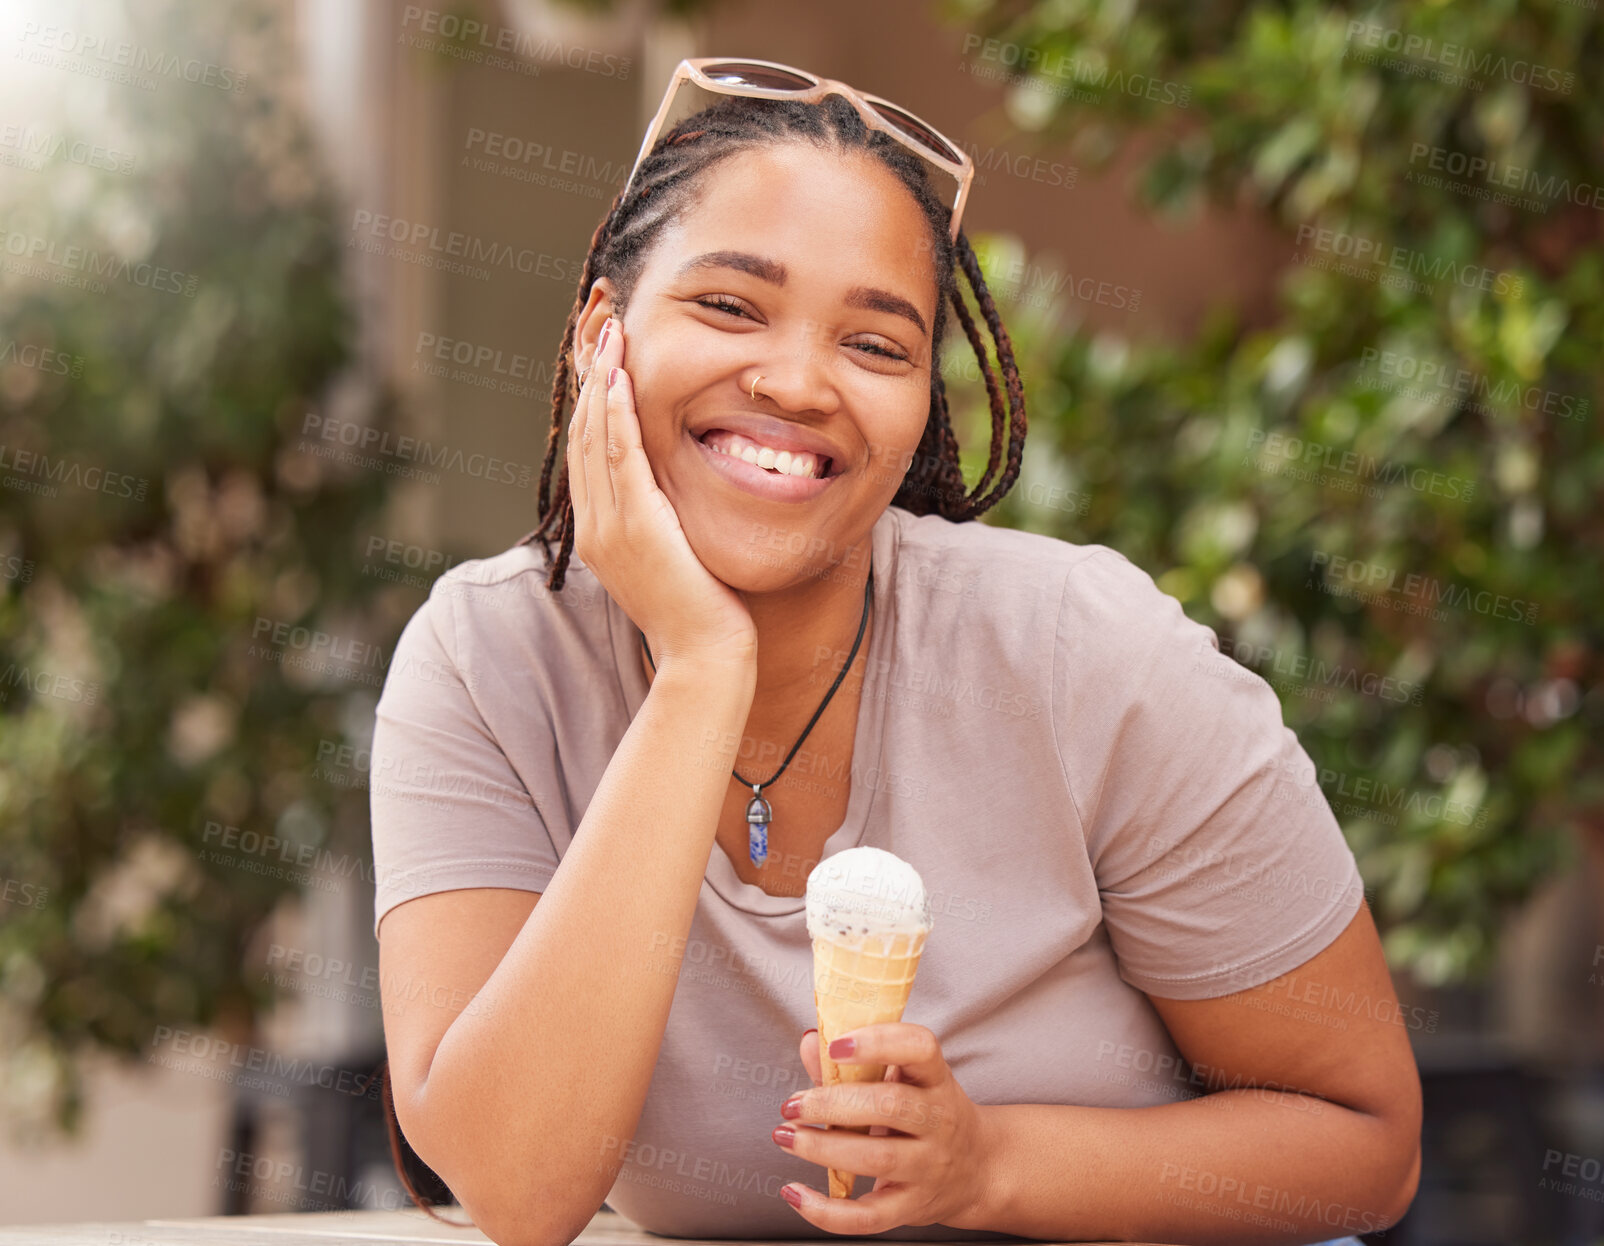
1375,1134,1422,1230
460,1187,600,1246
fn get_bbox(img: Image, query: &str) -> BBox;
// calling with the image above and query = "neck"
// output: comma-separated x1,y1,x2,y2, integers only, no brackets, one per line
640,538,874,729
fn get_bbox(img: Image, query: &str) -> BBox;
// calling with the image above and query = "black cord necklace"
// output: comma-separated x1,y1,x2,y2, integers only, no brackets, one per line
641,566,874,868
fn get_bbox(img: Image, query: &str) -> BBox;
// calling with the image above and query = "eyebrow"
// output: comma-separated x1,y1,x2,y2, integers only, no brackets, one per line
674,249,928,337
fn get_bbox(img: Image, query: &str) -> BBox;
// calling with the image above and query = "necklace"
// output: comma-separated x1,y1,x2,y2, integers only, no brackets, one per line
641,566,874,868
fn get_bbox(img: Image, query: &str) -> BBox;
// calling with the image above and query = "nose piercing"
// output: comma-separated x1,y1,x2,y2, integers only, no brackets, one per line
751,374,765,402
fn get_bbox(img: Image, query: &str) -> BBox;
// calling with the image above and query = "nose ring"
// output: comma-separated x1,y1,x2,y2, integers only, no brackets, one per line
750,374,765,402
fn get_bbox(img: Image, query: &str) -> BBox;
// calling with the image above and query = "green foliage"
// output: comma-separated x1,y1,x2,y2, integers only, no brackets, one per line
0,2,395,1136
947,0,1601,985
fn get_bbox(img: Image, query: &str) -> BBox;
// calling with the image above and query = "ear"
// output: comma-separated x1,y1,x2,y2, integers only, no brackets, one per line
574,278,619,373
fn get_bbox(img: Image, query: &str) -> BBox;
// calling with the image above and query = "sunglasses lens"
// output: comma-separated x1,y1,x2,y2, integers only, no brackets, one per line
702,61,816,91
870,102,962,164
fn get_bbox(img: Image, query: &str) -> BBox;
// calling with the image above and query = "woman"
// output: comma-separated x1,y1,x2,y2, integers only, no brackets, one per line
370,58,1420,1246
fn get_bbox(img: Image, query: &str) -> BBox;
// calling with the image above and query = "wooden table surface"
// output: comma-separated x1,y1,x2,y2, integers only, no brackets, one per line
0,1206,1179,1245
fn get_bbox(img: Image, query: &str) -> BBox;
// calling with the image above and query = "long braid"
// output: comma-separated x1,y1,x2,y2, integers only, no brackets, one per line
512,93,1026,590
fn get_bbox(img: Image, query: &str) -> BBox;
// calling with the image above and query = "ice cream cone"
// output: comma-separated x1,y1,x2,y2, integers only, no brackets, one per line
810,927,928,1199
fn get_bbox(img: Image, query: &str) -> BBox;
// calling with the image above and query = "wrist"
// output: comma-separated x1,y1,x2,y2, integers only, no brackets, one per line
948,1103,1012,1233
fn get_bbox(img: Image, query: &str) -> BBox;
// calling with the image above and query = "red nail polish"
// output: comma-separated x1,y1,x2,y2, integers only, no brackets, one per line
828,1036,855,1059
598,318,612,352
772,1124,796,1149
607,366,619,387
781,1094,803,1120
781,1184,804,1208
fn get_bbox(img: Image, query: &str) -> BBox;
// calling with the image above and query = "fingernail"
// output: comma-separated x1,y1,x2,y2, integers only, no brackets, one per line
781,1093,804,1120
607,366,619,387
598,317,612,351
772,1124,796,1149
781,1183,805,1208
828,1036,855,1059
803,1027,818,1040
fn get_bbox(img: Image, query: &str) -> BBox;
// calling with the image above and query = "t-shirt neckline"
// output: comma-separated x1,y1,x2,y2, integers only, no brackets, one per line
609,507,901,917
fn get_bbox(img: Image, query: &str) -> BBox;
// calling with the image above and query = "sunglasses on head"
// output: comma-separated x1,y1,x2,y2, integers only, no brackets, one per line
623,57,975,245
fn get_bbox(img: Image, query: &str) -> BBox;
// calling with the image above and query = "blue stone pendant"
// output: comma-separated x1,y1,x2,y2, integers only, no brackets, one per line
745,791,772,867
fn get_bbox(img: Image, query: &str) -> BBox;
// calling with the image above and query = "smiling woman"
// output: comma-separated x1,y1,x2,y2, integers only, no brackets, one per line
367,56,1418,1246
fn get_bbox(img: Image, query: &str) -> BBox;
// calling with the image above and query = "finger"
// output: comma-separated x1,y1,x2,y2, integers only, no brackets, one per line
587,318,620,514
826,1024,948,1089
780,1120,917,1185
779,1179,921,1235
798,1028,821,1087
604,360,641,518
565,345,592,526
789,1080,940,1137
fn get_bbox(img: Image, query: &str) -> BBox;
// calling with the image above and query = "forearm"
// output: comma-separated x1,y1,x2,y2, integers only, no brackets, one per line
959,1091,1417,1245
419,659,755,1241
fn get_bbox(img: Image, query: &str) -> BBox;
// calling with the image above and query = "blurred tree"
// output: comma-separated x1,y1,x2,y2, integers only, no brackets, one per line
0,0,395,1137
943,0,1601,986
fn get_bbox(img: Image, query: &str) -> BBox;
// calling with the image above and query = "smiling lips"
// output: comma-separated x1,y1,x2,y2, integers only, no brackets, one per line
699,428,832,479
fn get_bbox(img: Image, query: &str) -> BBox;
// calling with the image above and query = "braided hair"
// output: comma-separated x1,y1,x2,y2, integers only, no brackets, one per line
520,91,1026,591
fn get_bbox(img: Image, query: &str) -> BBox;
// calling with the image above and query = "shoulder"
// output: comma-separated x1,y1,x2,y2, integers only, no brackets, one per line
403,539,614,671
888,506,1156,629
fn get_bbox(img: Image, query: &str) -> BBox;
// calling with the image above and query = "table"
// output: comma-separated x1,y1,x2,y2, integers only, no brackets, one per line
0,1207,1181,1244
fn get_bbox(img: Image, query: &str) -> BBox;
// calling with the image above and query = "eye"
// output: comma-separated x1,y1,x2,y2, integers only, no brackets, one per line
852,340,908,362
695,295,749,318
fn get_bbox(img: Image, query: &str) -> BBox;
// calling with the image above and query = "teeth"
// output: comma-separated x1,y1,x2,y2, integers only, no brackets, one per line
702,429,827,478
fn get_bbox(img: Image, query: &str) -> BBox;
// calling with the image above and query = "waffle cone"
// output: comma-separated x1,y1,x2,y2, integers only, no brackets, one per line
809,929,927,1199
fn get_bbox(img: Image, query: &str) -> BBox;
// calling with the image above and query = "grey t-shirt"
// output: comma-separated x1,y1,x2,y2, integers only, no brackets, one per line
369,503,1364,1239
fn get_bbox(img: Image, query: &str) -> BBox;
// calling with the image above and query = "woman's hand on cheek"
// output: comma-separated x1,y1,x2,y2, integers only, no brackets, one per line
565,315,757,671
774,1023,997,1234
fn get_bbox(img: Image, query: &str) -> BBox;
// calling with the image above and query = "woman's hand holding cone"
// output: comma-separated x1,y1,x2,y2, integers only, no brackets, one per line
773,1022,997,1234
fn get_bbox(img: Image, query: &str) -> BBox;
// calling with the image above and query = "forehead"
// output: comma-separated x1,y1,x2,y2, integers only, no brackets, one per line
646,143,939,309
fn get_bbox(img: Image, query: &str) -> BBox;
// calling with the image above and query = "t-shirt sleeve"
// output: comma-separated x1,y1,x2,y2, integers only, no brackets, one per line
1054,547,1365,1000
368,577,559,939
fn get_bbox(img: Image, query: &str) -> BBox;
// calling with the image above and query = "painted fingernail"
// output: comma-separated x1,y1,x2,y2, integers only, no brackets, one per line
772,1124,796,1149
803,1027,818,1040
828,1036,855,1058
607,366,619,387
598,318,612,351
781,1094,804,1120
781,1183,805,1208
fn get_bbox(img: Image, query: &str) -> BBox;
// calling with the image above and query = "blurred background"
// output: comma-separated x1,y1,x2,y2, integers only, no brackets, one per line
0,0,1598,1242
